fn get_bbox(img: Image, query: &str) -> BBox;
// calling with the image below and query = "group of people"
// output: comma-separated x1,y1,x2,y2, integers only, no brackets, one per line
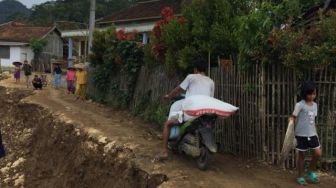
14,60,33,86
13,61,88,100
63,65,88,100
13,60,45,90
50,63,88,100
52,64,88,100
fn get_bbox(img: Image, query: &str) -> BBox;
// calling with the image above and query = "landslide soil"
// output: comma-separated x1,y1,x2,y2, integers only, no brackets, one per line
0,77,335,188
0,87,166,188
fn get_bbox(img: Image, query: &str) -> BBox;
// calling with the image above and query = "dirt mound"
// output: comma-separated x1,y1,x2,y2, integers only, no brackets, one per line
0,87,167,188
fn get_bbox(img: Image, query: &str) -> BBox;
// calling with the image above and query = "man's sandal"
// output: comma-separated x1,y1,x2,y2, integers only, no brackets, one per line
297,177,307,186
307,172,319,184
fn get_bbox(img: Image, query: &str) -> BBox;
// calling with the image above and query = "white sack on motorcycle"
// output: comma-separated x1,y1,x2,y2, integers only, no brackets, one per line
182,95,238,118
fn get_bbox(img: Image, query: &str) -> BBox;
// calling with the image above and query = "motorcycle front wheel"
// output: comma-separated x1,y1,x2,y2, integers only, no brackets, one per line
196,146,211,171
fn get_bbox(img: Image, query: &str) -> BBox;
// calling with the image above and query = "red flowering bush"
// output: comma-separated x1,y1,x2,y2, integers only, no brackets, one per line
90,27,144,106
161,7,175,21
263,11,336,71
116,29,127,41
126,30,138,40
116,29,138,41
151,7,177,59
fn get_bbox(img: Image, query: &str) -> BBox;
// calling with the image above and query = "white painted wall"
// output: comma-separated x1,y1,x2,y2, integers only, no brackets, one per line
0,46,20,67
20,46,34,63
0,46,34,67
61,22,156,37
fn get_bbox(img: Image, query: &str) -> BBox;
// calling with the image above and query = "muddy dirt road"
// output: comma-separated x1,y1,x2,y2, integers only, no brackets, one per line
0,77,335,188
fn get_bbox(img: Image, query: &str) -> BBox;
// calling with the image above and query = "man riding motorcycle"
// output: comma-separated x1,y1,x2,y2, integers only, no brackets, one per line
155,57,214,161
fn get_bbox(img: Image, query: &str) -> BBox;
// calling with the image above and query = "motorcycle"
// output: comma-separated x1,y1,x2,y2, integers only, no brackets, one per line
168,96,218,170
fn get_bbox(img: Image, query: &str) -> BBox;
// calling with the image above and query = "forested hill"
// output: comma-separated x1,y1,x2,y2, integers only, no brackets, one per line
1,0,134,26
29,0,133,26
0,0,31,24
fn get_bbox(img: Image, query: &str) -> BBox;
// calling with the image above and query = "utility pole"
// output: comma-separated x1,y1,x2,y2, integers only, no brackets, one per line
88,0,96,55
0,59,2,74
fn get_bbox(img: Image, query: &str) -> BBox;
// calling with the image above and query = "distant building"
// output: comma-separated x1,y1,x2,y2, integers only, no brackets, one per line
0,21,63,69
97,0,183,44
61,0,184,65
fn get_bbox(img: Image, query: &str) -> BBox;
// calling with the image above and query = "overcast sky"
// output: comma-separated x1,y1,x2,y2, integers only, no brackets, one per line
18,0,52,8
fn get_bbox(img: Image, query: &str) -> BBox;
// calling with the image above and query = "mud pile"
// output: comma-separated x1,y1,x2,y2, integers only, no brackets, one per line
0,87,166,188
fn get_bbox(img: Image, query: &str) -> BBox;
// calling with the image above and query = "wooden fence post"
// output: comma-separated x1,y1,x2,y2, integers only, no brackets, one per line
260,65,267,160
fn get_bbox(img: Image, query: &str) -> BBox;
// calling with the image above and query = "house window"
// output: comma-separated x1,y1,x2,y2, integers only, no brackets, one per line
142,33,149,44
0,46,10,59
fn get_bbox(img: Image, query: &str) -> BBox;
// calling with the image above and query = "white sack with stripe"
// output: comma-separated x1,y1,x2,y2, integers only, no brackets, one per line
182,95,238,118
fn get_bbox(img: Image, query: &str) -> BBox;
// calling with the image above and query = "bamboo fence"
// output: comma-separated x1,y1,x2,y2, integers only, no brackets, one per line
211,63,335,168
88,63,336,169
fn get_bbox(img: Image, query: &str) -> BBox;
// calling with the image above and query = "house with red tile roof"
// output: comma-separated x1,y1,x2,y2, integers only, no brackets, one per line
97,0,184,44
0,21,63,68
98,0,183,26
61,0,185,63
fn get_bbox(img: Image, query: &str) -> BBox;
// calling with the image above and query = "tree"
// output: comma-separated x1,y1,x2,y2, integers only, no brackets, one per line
273,11,336,70
183,0,237,73
6,12,29,22
150,0,329,73
235,0,328,70
30,38,48,72
151,0,239,75
90,27,143,106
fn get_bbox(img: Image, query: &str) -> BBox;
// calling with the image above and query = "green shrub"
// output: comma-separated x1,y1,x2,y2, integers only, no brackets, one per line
90,27,144,106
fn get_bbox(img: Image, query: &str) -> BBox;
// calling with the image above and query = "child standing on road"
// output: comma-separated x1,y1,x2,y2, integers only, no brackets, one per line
14,65,21,83
292,82,321,185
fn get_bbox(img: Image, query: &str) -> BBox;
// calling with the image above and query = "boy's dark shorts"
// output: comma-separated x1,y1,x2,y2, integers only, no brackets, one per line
295,135,320,151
